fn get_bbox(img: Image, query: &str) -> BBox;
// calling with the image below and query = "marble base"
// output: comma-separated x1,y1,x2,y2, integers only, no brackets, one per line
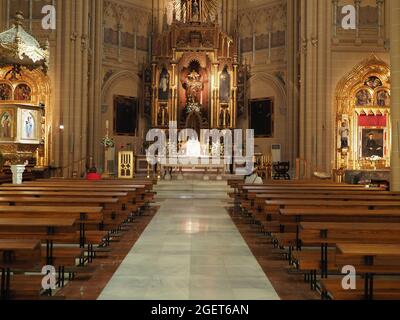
11,164,26,185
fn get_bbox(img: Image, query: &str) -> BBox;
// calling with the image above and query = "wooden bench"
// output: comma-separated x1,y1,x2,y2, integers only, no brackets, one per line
0,239,41,300
332,244,400,300
297,222,400,285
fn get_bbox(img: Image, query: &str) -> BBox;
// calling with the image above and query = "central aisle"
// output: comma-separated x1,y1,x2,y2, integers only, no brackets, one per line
99,180,280,300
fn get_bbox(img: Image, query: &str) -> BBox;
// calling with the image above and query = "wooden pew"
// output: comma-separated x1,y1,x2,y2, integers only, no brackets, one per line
15,180,157,204
0,217,77,265
0,197,129,231
280,208,400,248
321,244,400,300
298,222,400,287
0,239,41,300
0,205,106,247
241,187,389,213
0,186,141,211
0,181,156,300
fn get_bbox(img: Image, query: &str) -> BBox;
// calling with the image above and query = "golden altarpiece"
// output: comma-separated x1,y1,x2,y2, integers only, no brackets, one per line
146,0,241,137
0,13,50,170
335,55,391,183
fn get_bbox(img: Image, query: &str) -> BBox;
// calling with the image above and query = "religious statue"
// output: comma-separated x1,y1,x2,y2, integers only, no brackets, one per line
0,112,12,138
219,108,230,128
192,0,199,21
339,121,350,149
159,69,170,101
183,69,204,112
24,114,34,139
219,66,231,103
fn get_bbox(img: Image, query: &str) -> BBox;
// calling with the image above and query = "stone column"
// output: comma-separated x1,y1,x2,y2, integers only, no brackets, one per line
286,0,299,173
73,0,83,175
390,0,400,190
0,0,5,30
298,0,332,177
88,0,104,170
80,0,90,176
50,0,64,170
57,0,73,177
317,0,333,173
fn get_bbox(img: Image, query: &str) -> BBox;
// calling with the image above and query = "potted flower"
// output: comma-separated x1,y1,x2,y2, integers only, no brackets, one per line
101,136,115,178
101,136,115,149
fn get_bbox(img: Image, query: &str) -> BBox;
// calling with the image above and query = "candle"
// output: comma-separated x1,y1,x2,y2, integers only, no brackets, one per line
106,120,109,130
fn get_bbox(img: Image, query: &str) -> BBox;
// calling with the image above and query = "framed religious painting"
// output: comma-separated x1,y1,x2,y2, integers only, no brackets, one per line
114,95,138,136
17,107,40,144
0,107,16,142
361,128,385,159
249,98,274,138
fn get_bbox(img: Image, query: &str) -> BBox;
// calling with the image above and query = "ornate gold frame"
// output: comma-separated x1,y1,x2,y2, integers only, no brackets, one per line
335,54,391,170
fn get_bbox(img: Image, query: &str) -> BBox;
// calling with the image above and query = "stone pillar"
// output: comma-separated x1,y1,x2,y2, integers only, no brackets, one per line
73,0,83,175
0,0,5,30
59,0,73,177
390,0,400,190
298,0,332,177
52,0,94,177
88,0,104,169
298,0,334,178
286,0,300,174
317,0,333,173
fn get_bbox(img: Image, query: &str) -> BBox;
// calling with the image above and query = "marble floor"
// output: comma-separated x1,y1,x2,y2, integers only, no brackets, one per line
98,180,280,300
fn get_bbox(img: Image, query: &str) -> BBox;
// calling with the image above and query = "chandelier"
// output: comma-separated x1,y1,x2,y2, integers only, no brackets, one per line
0,12,49,72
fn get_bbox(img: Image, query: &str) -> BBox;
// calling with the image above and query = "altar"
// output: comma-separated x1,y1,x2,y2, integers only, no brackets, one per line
144,0,246,134
160,156,228,181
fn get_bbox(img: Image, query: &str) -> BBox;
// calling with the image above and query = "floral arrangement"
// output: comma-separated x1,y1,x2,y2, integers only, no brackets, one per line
210,142,224,157
186,101,201,114
101,136,115,148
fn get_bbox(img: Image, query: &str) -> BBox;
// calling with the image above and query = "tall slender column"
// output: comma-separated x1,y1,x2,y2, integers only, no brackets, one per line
316,0,333,172
60,0,73,177
299,0,332,177
299,0,306,165
80,0,89,175
390,0,400,190
286,0,299,172
51,0,65,170
0,0,5,30
73,0,83,175
88,0,104,169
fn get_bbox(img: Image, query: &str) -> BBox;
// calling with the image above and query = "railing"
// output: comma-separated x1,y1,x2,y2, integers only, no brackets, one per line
51,157,92,178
